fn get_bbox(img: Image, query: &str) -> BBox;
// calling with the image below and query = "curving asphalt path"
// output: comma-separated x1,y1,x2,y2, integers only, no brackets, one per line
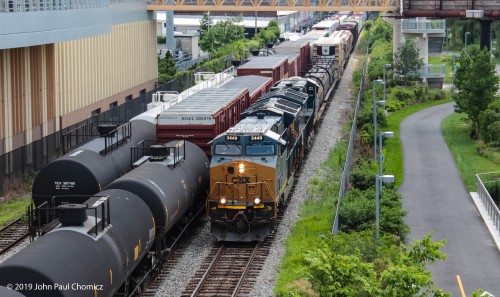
399,102,500,296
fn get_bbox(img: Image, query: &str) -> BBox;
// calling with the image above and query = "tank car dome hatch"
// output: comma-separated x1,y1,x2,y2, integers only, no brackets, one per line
149,144,169,161
97,123,118,136
57,204,88,226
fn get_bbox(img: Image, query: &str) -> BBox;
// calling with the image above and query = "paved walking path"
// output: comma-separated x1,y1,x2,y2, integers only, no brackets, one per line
399,102,500,296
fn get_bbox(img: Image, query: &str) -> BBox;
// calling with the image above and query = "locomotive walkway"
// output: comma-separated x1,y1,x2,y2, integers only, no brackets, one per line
399,102,500,296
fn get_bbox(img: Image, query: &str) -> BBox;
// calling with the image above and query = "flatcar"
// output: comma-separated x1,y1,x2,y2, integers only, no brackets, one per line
0,141,209,297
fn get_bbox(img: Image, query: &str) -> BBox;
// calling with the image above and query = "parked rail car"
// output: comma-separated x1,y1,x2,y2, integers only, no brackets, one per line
236,56,289,84
337,21,359,43
220,75,273,105
156,88,250,156
274,39,310,72
311,19,340,36
30,68,234,223
0,141,209,297
273,52,301,77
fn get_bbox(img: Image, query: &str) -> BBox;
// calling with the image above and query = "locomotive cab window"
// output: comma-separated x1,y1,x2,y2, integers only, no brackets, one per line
215,143,243,156
245,143,275,156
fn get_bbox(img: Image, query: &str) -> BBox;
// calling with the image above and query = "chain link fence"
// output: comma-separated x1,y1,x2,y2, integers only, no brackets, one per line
332,48,369,235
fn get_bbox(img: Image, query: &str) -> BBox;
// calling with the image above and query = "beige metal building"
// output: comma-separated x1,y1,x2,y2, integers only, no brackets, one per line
0,0,158,156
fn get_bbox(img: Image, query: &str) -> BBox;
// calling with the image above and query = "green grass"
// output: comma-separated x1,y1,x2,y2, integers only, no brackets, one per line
441,113,500,191
0,195,31,227
428,55,454,83
383,99,452,189
274,141,346,296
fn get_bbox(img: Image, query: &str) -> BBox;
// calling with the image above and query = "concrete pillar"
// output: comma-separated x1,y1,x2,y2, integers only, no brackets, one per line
419,33,428,65
382,13,402,56
165,1,175,51
480,20,492,51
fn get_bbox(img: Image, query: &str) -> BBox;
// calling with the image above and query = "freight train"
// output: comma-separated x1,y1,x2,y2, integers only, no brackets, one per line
207,12,365,241
0,13,365,296
0,140,209,297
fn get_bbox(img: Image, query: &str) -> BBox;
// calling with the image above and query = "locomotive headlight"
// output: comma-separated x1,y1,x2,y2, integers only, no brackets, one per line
220,197,227,205
254,197,261,205
238,163,245,173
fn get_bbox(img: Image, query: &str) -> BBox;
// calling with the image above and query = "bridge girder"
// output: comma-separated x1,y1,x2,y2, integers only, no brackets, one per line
147,0,399,12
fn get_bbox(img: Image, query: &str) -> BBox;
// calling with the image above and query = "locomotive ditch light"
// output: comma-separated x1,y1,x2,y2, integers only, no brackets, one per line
239,163,245,173
254,197,261,205
220,197,227,205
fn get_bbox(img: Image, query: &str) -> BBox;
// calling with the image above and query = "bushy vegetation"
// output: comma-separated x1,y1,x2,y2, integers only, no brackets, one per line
275,21,450,296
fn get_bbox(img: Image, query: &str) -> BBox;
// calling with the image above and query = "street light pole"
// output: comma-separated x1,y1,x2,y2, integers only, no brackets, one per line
465,32,471,52
372,79,385,161
383,64,392,103
375,131,394,239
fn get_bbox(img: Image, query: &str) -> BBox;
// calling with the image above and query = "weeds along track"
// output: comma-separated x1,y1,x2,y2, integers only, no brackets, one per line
0,217,28,256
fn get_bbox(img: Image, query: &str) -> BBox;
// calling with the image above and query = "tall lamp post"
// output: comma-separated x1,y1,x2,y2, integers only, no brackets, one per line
373,79,385,161
465,32,471,52
375,131,395,239
383,64,391,103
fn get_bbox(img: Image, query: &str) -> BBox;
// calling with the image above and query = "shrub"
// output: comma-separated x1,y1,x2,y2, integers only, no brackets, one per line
157,36,166,43
350,159,377,190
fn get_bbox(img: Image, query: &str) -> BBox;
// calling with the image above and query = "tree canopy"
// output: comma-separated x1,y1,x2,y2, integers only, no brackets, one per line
453,45,499,136
199,13,245,53
393,39,424,85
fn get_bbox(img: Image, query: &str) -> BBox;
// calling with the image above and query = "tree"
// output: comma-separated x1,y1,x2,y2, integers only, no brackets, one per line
199,15,245,53
157,51,177,85
453,45,499,137
393,39,424,85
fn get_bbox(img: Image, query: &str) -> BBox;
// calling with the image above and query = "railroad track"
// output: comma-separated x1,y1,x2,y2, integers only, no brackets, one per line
181,186,292,297
0,217,29,256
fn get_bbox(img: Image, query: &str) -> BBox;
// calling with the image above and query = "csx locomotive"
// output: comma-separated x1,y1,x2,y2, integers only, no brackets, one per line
207,77,326,241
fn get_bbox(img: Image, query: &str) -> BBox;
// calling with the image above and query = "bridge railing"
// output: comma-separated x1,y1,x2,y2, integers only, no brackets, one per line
402,19,446,32
476,172,500,236
418,64,445,78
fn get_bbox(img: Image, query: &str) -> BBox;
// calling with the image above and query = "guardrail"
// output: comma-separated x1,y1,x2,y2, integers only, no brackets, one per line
476,172,500,236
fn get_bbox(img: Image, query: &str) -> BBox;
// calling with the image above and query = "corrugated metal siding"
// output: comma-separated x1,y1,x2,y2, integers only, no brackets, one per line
10,48,25,136
0,45,56,151
55,20,157,118
0,51,4,142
